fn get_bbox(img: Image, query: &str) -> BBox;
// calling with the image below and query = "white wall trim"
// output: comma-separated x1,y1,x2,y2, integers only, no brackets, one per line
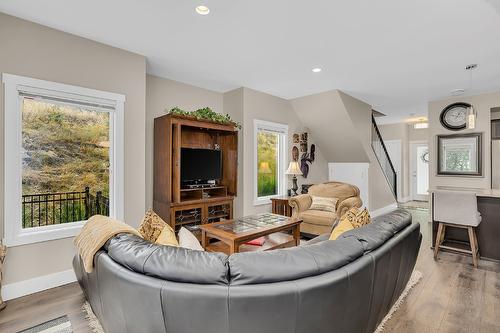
253,119,288,206
2,73,125,246
399,196,412,203
371,202,398,218
2,269,76,301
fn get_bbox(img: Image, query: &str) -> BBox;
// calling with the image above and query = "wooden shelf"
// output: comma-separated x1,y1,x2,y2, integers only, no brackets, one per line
170,196,234,207
153,114,237,229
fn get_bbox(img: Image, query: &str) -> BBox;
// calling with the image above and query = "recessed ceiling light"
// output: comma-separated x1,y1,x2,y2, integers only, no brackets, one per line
195,5,210,15
312,68,322,73
451,88,466,96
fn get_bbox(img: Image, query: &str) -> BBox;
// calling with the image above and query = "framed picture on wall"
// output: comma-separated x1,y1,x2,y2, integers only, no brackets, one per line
437,133,482,176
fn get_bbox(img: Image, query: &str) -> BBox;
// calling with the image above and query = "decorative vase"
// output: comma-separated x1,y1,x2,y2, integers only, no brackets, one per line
0,243,6,311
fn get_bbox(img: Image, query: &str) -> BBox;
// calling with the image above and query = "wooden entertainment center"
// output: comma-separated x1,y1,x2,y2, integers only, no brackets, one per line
153,114,238,237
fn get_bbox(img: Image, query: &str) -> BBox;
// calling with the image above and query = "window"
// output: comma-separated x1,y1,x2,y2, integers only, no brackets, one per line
3,74,125,246
254,119,288,205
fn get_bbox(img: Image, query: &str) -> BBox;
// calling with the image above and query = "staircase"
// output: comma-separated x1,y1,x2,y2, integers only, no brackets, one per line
371,114,397,199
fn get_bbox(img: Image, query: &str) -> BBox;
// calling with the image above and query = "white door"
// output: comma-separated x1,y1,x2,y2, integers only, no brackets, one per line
410,142,429,201
384,140,402,202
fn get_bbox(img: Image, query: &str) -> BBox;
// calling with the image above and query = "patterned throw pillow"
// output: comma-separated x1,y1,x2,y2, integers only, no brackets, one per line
138,209,168,242
309,196,338,212
351,208,371,228
329,207,371,240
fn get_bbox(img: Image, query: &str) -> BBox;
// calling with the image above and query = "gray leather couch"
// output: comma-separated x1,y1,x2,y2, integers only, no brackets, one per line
73,209,421,333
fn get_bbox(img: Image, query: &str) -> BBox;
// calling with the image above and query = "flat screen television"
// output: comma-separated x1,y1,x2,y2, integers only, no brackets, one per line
181,148,222,184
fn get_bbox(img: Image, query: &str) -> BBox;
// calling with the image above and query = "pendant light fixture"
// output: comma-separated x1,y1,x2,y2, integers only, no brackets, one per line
466,64,478,129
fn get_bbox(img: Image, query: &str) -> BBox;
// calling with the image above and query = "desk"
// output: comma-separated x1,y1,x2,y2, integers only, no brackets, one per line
430,187,500,261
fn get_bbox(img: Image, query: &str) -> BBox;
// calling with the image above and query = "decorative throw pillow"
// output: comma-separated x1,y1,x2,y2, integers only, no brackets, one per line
178,227,204,251
156,224,179,247
329,216,354,240
329,207,371,240
351,208,371,228
138,209,168,242
309,196,338,212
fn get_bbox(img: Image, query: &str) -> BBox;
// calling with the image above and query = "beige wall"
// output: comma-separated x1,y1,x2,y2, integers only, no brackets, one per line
241,88,329,216
0,13,146,284
291,91,369,163
145,81,329,218
145,75,224,209
338,92,396,210
222,88,244,217
428,91,500,190
291,90,395,211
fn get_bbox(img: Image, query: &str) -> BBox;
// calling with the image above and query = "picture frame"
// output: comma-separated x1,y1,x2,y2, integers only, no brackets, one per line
293,133,300,143
437,133,482,176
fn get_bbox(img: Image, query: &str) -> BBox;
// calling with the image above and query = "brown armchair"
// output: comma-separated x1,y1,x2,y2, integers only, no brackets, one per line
289,181,362,236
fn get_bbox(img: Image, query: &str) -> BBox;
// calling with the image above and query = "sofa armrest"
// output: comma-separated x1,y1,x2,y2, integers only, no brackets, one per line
289,194,312,218
337,197,363,218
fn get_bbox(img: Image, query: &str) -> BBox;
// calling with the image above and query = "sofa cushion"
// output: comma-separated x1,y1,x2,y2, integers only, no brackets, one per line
105,233,229,285
138,209,168,242
300,210,337,226
329,216,354,240
229,237,364,285
310,196,338,212
339,209,411,253
155,224,179,247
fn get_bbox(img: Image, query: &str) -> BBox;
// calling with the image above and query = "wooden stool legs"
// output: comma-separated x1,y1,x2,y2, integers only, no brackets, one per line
433,222,480,268
433,222,444,260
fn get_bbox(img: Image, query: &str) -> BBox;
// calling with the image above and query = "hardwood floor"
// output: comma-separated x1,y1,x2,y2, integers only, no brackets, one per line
384,208,500,333
0,282,88,333
0,208,498,333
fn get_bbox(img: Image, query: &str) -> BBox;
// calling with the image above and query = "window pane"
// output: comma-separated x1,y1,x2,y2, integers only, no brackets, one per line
257,131,279,197
21,98,110,228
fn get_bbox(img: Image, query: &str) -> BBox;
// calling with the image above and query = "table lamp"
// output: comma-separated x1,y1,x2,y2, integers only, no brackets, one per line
285,161,303,196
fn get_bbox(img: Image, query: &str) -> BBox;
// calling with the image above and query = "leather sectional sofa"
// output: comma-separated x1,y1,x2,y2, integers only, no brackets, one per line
73,209,421,333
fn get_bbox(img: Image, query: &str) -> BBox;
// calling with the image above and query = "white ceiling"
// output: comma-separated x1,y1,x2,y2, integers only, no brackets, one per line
2,0,500,123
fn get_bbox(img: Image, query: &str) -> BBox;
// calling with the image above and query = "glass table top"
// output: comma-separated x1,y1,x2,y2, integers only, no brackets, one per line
214,213,290,234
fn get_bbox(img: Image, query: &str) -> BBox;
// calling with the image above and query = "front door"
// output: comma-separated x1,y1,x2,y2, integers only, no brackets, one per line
410,142,429,201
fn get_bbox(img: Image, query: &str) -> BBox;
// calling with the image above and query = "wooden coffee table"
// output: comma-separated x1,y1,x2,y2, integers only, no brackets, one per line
199,213,302,255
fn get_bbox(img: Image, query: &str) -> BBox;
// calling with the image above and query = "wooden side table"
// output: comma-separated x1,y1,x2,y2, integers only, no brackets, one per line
271,196,293,217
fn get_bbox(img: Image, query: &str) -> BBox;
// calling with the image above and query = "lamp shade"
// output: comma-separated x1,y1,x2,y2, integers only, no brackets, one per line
259,162,272,174
285,161,302,175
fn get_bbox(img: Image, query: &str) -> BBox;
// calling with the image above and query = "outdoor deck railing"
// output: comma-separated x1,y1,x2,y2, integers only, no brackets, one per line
21,187,109,228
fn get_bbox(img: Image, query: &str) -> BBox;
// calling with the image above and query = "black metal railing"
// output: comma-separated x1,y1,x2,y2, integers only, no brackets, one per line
21,187,109,228
371,114,397,199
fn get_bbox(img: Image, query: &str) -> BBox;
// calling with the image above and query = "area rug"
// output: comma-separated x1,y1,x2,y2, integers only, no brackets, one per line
82,302,105,333
374,270,423,333
18,315,72,333
81,270,423,333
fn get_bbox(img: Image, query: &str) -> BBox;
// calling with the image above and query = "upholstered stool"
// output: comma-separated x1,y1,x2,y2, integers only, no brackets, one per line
433,190,481,267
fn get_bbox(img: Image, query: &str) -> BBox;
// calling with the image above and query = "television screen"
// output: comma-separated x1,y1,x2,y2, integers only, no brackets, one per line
181,148,222,183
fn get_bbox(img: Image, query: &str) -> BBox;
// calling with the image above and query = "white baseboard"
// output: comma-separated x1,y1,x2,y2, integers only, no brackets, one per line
399,196,411,203
2,269,76,301
371,203,398,218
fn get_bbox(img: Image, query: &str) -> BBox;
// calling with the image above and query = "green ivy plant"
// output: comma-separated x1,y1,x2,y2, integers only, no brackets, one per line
167,107,241,129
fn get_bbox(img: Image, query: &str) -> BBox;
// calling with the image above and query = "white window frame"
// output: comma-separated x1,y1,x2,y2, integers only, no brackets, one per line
253,119,288,206
2,74,125,247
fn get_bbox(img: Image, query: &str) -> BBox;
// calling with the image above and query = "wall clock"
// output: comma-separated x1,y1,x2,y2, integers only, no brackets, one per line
439,102,471,131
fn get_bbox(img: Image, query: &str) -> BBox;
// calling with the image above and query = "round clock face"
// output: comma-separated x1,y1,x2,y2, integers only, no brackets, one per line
440,102,470,130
